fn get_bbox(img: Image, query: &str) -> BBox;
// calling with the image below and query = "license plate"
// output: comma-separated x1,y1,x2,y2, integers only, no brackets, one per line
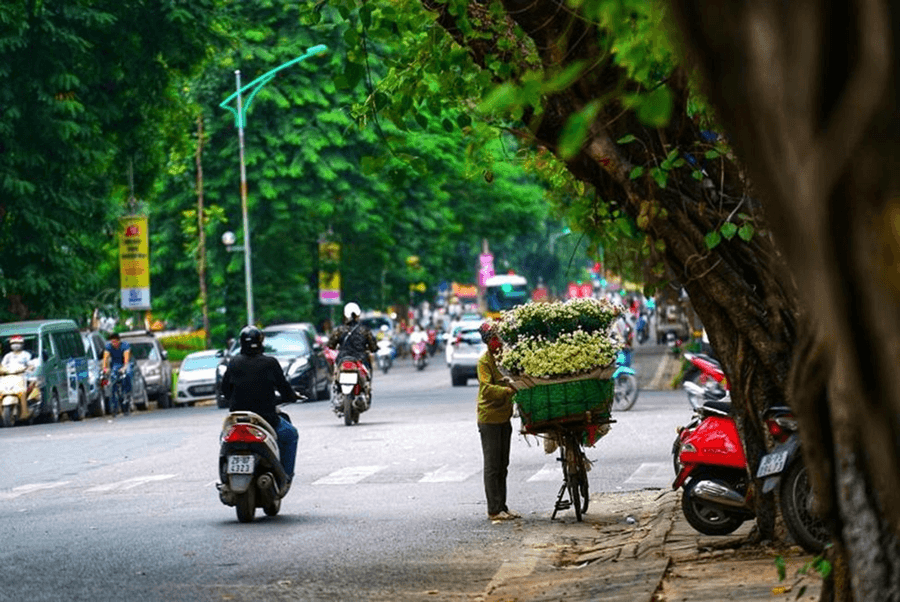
227,455,255,474
756,450,789,478
339,372,357,386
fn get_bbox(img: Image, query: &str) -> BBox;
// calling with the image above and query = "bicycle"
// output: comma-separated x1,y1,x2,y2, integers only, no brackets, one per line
533,415,612,522
551,429,591,521
104,368,132,416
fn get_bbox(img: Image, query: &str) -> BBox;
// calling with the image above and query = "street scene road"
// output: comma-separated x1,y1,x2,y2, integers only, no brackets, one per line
0,348,689,601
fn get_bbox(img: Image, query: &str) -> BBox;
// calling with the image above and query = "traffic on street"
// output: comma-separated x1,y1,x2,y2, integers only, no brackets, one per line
0,347,690,601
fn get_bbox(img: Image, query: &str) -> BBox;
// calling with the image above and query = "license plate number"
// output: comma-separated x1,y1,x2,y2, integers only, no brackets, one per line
227,455,255,474
339,372,357,385
756,450,788,478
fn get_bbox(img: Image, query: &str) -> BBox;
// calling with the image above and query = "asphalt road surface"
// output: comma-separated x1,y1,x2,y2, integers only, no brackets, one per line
0,350,692,601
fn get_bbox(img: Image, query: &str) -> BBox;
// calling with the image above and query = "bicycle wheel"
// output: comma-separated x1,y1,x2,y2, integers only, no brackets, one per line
563,433,589,521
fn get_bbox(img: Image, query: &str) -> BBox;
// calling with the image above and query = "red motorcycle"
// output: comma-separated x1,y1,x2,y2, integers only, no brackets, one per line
426,328,438,356
411,340,428,371
332,358,371,426
672,397,830,552
682,352,728,409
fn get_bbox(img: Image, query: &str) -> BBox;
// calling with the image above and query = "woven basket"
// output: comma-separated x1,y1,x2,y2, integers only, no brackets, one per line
514,377,615,429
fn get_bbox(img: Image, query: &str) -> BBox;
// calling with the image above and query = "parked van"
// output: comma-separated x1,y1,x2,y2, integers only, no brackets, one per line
0,320,90,423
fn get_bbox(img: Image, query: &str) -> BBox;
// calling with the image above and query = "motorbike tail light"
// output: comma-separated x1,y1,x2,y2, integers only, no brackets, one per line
340,361,357,371
766,419,783,440
224,424,268,443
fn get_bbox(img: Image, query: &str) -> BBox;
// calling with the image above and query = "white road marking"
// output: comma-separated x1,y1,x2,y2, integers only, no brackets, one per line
623,462,671,487
312,466,386,485
527,463,561,482
419,464,481,483
0,481,70,500
85,474,176,493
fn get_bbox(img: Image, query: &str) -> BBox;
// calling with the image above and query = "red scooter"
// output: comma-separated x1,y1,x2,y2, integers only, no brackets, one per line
332,358,371,426
672,394,753,535
672,396,830,552
682,352,728,409
411,340,428,371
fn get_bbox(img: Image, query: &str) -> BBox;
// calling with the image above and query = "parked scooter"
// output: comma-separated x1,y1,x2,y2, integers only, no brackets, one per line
0,365,39,427
756,407,830,553
612,351,638,411
332,358,371,426
376,338,394,374
411,340,428,371
672,396,830,553
682,352,728,408
217,410,292,523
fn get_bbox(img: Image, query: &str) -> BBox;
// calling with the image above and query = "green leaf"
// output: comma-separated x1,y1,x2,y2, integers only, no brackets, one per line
558,101,602,160
617,134,637,144
629,166,645,179
720,222,737,239
704,230,722,249
704,149,720,159
775,556,787,582
692,169,704,180
478,82,519,113
738,223,755,241
637,85,673,128
650,167,667,189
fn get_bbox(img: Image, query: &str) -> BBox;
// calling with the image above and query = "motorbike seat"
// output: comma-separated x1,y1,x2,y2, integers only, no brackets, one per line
700,399,733,416
693,353,720,366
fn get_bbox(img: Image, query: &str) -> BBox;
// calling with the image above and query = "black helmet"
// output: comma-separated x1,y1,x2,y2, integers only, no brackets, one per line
239,326,264,354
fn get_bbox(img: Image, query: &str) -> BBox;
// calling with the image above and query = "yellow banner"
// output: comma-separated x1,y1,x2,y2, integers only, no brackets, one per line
119,216,151,309
318,241,341,305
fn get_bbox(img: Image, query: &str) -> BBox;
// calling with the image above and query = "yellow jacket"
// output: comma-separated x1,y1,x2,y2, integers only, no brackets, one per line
477,350,514,424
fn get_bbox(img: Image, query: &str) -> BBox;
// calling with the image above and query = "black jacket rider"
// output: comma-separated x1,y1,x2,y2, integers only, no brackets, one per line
222,352,297,428
328,320,378,370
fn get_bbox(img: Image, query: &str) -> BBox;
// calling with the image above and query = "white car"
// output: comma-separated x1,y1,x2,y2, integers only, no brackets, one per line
175,350,221,406
445,318,484,367
449,322,487,387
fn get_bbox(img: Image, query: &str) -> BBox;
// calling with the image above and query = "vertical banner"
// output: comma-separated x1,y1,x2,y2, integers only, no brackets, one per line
119,216,151,310
318,241,341,305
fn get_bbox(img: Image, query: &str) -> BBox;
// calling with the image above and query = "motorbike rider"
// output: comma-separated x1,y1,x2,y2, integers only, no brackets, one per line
2,336,32,372
409,324,427,347
102,333,133,414
327,302,378,396
221,326,299,484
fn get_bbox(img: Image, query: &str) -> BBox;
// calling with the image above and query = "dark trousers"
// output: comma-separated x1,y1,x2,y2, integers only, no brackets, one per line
479,421,512,515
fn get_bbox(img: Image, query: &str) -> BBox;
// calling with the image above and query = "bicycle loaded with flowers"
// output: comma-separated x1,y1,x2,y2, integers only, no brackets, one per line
493,297,624,520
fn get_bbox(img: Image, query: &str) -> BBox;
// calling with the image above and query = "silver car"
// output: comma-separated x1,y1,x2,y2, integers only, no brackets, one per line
119,331,173,409
449,323,486,387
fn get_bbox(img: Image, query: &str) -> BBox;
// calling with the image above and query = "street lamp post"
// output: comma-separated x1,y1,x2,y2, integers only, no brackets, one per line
219,44,328,326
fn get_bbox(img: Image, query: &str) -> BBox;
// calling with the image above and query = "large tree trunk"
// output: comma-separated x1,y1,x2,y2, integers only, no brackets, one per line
666,1,900,600
423,0,800,539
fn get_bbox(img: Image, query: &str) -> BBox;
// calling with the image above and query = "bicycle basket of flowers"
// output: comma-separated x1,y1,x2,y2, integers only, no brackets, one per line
495,298,623,441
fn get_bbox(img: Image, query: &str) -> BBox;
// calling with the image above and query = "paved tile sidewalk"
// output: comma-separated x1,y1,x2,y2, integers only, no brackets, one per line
480,489,823,602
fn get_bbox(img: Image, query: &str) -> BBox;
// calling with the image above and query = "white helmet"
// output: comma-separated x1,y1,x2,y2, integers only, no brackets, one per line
343,302,361,321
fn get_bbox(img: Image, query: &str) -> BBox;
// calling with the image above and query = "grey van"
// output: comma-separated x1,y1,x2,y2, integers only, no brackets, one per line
0,320,90,422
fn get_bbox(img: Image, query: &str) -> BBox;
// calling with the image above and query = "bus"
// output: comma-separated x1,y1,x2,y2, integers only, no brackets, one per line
483,274,529,318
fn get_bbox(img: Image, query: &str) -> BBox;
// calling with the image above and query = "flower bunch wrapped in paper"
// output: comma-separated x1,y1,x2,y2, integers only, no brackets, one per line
495,298,623,441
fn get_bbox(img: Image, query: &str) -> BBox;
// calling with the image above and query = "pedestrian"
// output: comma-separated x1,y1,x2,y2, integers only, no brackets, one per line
476,320,521,521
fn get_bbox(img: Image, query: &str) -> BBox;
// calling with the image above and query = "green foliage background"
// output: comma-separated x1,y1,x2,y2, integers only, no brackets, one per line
0,0,645,344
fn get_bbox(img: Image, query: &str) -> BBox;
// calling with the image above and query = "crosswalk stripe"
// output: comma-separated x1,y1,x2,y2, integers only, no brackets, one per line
0,480,70,500
85,474,176,493
527,463,561,482
419,464,481,483
623,462,671,486
312,465,387,485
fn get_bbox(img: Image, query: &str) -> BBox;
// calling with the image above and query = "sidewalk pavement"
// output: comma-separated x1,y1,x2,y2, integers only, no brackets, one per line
480,489,823,602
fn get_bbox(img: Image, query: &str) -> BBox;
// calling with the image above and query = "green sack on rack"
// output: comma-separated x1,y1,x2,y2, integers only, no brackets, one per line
514,378,614,424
